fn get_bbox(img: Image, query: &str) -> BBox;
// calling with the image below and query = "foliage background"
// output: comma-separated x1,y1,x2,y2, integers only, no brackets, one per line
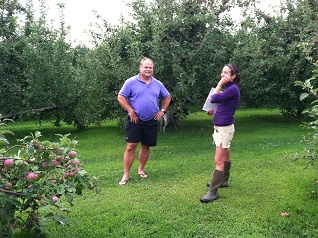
1,0,317,128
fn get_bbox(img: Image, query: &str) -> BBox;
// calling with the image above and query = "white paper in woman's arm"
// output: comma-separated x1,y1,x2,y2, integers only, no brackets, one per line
202,87,219,112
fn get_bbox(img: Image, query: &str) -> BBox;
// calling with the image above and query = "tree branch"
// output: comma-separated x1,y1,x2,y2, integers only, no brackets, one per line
1,103,60,121
0,188,26,197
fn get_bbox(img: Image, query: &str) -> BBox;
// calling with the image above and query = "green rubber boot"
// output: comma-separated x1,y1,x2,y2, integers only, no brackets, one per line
206,161,231,188
200,170,224,203
220,161,231,188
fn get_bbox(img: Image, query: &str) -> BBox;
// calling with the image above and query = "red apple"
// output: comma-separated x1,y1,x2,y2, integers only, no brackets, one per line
4,159,14,168
280,212,289,217
52,160,58,167
74,159,80,165
32,173,39,181
42,162,49,169
56,155,63,161
69,172,75,178
26,172,39,181
68,151,77,159
52,195,58,203
6,182,12,188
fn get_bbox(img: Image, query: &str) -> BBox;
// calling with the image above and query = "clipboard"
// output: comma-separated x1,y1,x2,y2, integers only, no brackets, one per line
202,87,219,112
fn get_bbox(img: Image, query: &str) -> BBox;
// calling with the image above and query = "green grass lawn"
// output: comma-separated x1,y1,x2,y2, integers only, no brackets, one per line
9,108,318,237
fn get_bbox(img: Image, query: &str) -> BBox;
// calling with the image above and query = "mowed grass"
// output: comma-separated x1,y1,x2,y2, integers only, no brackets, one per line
9,108,318,238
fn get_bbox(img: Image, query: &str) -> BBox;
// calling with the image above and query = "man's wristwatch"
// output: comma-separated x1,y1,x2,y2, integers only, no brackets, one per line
161,109,166,114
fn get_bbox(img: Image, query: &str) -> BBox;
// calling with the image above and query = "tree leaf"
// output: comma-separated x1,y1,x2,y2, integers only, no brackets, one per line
300,93,309,101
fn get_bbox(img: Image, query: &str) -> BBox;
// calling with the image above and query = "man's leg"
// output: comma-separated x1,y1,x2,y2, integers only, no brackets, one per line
121,142,138,182
138,143,150,177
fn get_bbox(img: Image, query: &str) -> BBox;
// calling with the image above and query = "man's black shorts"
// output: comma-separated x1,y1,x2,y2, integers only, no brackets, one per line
125,117,158,146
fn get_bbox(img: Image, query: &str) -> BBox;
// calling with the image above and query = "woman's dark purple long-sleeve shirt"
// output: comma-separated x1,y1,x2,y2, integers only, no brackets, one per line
210,82,240,126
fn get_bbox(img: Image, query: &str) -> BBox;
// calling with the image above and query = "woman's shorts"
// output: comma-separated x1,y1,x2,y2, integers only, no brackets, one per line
212,124,235,148
125,117,158,146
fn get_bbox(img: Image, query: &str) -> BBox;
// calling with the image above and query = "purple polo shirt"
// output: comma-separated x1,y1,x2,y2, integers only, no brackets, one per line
118,74,170,121
210,82,240,126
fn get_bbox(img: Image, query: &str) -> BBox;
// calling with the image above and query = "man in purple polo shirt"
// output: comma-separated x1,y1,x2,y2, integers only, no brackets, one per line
118,57,171,185
200,63,241,203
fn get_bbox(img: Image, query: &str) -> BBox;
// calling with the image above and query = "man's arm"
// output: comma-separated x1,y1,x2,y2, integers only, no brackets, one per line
161,95,171,112
117,95,138,123
153,95,171,120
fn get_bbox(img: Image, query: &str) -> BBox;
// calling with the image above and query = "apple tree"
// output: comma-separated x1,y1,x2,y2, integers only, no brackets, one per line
232,0,318,115
291,4,318,193
21,2,88,129
86,0,247,120
0,117,99,237
293,64,318,195
0,0,28,116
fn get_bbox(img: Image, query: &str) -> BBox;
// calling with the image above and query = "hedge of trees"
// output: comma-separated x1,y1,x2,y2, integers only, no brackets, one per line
1,0,317,129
